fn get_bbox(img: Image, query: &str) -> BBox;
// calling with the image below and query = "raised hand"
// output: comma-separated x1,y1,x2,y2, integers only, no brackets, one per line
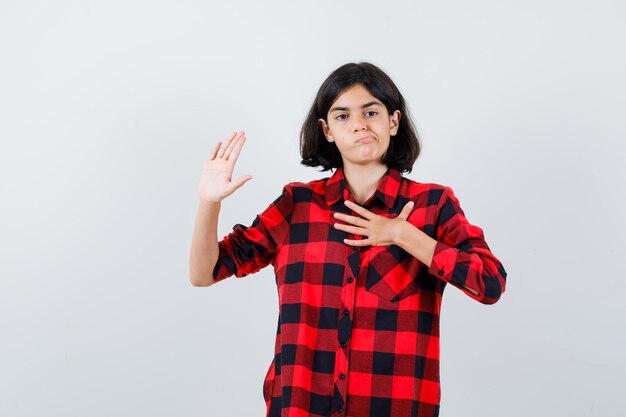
197,130,252,204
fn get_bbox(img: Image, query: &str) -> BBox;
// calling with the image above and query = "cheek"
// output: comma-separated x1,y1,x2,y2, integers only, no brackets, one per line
334,141,349,154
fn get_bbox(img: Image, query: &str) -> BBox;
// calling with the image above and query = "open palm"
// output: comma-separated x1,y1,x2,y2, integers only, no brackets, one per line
198,130,252,203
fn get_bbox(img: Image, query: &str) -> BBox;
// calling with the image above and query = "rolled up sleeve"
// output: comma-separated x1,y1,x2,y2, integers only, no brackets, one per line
212,184,293,284
427,186,507,304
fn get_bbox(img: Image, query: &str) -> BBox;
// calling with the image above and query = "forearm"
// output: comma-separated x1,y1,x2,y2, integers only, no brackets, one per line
189,200,221,286
394,222,479,296
394,221,437,268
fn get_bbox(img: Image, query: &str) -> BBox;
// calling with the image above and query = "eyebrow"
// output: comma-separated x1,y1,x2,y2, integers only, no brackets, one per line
329,101,382,113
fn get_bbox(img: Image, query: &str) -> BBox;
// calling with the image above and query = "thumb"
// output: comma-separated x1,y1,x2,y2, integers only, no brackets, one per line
397,201,415,220
230,174,253,192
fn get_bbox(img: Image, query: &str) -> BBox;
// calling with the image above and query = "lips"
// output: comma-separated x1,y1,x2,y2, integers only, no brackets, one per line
356,136,374,144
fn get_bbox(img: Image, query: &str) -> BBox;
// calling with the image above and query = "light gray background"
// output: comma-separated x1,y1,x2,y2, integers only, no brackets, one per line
1,1,624,416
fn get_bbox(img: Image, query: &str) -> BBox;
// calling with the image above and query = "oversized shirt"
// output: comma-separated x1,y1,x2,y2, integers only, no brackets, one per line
212,165,508,417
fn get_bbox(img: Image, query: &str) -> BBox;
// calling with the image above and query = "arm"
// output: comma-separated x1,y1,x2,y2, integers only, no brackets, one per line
189,200,221,287
333,189,506,303
188,130,252,287
395,222,480,296
396,186,507,304
210,184,293,284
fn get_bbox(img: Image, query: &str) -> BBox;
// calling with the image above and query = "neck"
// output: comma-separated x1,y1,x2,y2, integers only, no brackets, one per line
342,161,388,205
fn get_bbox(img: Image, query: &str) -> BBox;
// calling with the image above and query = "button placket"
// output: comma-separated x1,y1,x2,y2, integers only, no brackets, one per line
333,236,359,416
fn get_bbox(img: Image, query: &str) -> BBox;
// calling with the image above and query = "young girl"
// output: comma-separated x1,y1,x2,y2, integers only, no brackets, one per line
189,62,507,417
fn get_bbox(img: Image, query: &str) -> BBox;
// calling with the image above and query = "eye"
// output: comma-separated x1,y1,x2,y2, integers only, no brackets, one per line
334,111,378,121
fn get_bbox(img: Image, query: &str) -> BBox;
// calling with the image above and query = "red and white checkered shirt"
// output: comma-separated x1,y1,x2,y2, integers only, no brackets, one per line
212,165,507,417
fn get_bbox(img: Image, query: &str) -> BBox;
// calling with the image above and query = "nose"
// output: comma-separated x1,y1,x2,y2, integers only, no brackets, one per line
351,115,367,132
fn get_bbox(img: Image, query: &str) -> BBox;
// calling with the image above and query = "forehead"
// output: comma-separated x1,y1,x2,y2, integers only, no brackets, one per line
329,84,383,113
333,84,377,105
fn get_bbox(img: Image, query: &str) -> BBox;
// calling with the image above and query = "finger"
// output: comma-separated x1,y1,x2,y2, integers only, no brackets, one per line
343,237,371,246
333,212,367,227
216,133,235,159
344,200,375,220
209,141,222,160
218,131,243,159
219,130,241,158
334,222,368,235
226,134,246,162
224,133,245,161
223,132,242,159
397,201,415,220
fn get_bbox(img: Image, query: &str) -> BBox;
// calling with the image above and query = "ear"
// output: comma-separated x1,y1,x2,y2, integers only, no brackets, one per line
389,110,401,136
318,118,334,142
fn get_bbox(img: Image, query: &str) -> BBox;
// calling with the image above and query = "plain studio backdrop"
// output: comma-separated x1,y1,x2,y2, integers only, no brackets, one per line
1,1,624,416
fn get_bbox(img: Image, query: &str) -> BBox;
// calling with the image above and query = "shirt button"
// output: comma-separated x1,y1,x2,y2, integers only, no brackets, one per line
347,277,353,283
340,342,346,348
343,309,349,316
337,407,343,413
438,269,444,276
339,373,345,380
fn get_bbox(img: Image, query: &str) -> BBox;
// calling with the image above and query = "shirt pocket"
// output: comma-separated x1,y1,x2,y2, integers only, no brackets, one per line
364,244,422,302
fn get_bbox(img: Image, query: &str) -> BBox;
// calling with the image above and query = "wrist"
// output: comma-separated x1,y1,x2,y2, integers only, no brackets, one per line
394,220,416,248
198,198,222,209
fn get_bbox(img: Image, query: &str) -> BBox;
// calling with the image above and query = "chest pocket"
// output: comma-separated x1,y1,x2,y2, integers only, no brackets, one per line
364,244,422,302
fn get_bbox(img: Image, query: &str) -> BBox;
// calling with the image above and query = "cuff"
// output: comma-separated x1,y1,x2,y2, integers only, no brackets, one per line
427,240,458,282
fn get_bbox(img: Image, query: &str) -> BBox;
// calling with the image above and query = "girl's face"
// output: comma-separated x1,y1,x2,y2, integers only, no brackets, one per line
318,83,400,169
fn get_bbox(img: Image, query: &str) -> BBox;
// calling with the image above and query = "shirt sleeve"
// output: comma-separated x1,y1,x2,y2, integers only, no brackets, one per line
426,186,507,304
211,183,293,284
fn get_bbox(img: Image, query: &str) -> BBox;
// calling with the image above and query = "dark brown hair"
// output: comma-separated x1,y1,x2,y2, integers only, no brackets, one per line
300,62,421,173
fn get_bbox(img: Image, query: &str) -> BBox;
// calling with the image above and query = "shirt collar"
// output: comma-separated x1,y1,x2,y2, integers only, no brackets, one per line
325,165,403,209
